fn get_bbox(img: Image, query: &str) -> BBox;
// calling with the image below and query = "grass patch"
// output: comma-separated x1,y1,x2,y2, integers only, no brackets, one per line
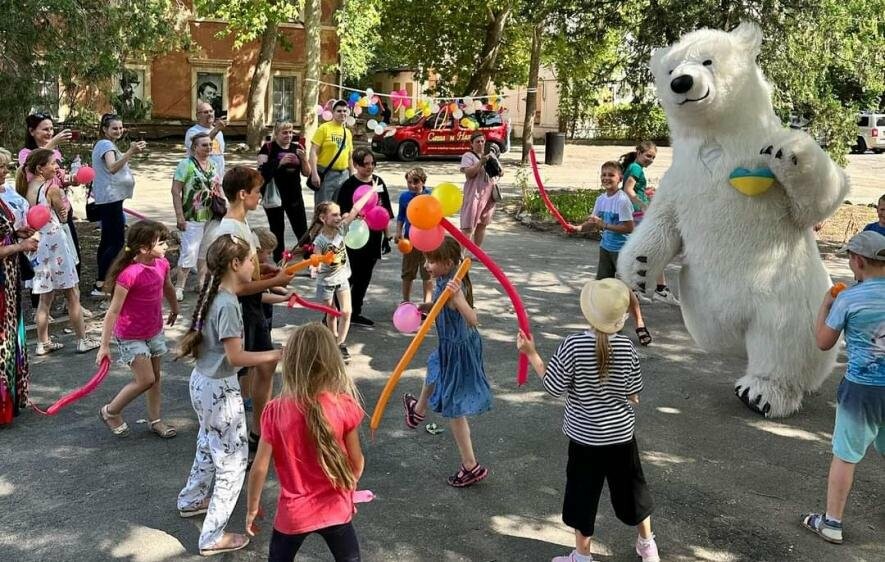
521,189,602,223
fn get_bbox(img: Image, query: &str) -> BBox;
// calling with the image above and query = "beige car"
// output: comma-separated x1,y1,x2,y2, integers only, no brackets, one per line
854,112,885,154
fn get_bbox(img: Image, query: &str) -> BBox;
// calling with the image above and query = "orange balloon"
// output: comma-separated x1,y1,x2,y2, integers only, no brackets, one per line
398,238,413,254
405,194,442,230
830,282,847,297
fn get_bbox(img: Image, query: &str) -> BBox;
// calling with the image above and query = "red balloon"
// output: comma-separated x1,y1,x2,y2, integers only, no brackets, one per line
26,204,51,230
409,225,444,252
75,165,96,185
365,206,389,231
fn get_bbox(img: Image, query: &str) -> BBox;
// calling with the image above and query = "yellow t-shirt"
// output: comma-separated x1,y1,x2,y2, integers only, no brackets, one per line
311,122,352,171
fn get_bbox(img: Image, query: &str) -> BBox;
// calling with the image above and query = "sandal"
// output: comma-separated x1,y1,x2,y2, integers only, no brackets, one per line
199,533,250,556
447,463,489,488
99,405,130,437
149,419,177,439
636,326,652,347
801,513,843,544
402,393,425,429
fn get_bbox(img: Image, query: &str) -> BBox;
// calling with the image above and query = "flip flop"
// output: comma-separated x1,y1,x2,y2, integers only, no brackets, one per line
425,422,444,435
199,534,250,556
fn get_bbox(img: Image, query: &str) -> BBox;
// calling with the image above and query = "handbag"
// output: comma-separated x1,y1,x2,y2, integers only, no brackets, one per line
209,193,227,219
85,188,100,222
308,128,348,192
491,183,503,202
262,178,282,209
18,253,34,281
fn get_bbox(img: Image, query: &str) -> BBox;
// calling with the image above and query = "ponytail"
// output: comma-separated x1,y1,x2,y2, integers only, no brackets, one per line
594,330,612,381
620,141,656,169
104,220,169,296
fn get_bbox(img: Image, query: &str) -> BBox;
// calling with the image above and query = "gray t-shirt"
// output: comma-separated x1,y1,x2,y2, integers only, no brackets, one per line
91,139,135,204
314,225,350,287
185,124,226,178
196,290,243,379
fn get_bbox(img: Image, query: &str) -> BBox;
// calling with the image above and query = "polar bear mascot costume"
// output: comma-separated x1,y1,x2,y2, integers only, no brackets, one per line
617,22,850,417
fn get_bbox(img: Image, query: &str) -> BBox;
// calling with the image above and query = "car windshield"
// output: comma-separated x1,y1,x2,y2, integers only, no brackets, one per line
477,111,503,127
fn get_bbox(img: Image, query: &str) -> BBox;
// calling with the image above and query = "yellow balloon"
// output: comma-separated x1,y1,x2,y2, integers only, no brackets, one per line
431,182,463,216
405,108,416,119
460,117,472,128
358,97,369,107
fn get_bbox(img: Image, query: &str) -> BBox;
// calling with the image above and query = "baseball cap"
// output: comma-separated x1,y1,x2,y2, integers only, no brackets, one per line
838,230,885,261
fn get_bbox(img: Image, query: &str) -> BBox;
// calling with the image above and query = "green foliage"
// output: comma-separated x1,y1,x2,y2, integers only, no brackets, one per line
0,0,190,147
335,0,383,79
522,189,602,223
593,103,669,142
195,0,302,46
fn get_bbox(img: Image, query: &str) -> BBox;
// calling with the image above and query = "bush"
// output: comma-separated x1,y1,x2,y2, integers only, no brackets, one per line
593,102,669,141
521,189,602,223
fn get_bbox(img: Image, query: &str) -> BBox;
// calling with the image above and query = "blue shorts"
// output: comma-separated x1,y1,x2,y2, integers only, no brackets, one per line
114,333,167,366
832,379,885,463
316,282,349,303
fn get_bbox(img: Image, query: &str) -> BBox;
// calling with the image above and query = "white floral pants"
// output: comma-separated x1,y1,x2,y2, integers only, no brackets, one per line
177,369,248,549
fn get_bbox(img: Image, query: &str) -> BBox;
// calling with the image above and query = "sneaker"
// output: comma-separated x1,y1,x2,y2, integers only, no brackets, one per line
243,398,253,412
402,393,425,429
635,535,660,562
633,290,652,304
551,551,593,562
175,287,184,302
653,286,680,306
76,337,100,354
447,463,488,488
90,284,106,298
35,340,64,356
351,314,375,327
339,344,351,362
801,513,843,544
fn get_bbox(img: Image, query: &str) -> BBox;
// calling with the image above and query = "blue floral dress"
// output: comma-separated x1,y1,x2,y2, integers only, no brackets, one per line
426,274,492,418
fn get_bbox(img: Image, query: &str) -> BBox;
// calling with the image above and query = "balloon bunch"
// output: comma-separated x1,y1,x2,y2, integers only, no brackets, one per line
343,185,390,250
393,184,533,386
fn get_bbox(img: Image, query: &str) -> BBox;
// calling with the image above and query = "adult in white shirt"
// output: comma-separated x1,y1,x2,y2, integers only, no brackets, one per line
185,101,227,178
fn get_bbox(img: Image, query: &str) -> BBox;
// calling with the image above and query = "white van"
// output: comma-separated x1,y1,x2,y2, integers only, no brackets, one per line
854,112,885,153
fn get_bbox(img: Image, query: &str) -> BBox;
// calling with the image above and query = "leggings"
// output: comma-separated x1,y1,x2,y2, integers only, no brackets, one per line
95,200,125,281
269,522,360,562
264,198,307,263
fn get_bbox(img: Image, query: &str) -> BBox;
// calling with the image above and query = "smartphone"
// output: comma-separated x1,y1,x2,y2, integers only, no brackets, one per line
70,129,81,142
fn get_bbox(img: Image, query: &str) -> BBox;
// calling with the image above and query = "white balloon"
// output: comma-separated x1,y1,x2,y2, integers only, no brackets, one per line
365,88,374,97
374,125,384,135
377,122,386,128
474,100,484,110
345,116,356,126
463,105,475,114
452,109,464,119
366,119,378,130
462,96,473,106
430,104,440,113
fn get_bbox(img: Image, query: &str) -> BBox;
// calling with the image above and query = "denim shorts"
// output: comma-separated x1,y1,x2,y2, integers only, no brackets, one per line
316,282,349,302
114,333,168,366
832,379,885,463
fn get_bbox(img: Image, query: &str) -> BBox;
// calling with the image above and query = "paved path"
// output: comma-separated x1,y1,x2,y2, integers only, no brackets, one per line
1,145,882,561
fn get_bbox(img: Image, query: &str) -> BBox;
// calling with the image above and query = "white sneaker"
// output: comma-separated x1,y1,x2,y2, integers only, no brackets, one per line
175,288,184,302
633,290,652,304
35,340,64,356
76,337,100,354
653,287,680,306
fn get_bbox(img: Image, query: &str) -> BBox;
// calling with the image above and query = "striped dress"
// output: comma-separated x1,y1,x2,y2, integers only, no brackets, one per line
544,331,643,446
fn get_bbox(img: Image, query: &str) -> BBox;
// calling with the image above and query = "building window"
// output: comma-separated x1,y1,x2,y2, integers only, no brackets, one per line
272,75,297,122
32,69,60,116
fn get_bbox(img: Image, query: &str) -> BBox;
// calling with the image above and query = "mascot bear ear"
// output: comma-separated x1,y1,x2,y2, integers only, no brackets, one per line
649,46,670,76
731,21,762,57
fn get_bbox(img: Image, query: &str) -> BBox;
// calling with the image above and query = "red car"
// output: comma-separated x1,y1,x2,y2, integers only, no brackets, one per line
371,109,511,161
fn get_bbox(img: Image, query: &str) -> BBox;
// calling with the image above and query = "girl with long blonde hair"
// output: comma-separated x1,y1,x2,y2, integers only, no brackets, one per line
246,323,365,561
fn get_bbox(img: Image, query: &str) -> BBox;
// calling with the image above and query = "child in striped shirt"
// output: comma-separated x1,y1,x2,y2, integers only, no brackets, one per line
517,278,660,562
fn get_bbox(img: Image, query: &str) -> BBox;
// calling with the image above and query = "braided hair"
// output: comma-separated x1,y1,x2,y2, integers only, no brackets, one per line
103,220,169,296
177,234,250,360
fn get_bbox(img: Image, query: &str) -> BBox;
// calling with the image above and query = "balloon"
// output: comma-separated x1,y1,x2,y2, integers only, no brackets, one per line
463,105,475,115
315,104,325,115
377,122,386,129
348,92,361,104
26,204,51,230
528,148,577,233
367,104,379,115
345,116,356,127
29,357,111,416
408,225,444,252
460,118,473,128
288,293,341,317
357,97,369,108
345,219,370,249
352,184,378,211
406,194,442,230
370,258,472,431
399,90,412,108
474,100,484,111
75,165,95,184
393,302,423,333
365,88,374,97
322,110,333,121
284,251,334,275
353,105,363,116
453,109,464,119
366,119,378,130
365,206,389,231
397,238,413,254
463,96,473,106
405,108,416,119
449,102,459,113
431,182,463,216
374,125,384,136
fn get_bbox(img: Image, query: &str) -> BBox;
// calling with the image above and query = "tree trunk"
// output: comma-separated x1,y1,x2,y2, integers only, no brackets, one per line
302,0,322,143
521,23,543,163
462,7,512,96
246,22,278,149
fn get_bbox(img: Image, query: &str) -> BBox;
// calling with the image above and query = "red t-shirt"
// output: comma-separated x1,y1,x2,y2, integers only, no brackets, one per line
260,392,364,534
114,257,170,340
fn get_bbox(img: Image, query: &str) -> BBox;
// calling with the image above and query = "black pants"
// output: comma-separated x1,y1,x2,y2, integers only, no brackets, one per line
269,523,360,562
66,209,82,277
264,197,307,263
96,200,125,282
346,248,378,318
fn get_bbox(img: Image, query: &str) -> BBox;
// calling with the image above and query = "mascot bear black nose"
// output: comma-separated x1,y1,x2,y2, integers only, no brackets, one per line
670,75,694,94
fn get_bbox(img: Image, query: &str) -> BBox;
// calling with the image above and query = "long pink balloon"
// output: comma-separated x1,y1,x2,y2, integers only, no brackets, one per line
440,219,531,385
528,148,576,233
288,293,342,317
30,357,112,416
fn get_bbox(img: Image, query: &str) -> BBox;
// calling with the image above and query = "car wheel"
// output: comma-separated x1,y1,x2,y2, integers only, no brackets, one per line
852,137,867,154
397,141,419,161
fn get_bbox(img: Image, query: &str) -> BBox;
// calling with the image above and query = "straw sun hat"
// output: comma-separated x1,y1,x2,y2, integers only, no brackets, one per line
579,278,631,334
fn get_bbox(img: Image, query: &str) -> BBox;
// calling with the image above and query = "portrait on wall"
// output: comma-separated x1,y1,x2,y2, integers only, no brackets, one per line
113,68,150,121
196,72,224,116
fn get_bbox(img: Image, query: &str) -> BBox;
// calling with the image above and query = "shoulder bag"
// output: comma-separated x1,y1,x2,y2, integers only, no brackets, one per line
308,128,348,192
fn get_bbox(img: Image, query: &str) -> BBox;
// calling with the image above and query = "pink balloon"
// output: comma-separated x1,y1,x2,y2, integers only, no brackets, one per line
353,105,363,116
393,302,423,333
352,184,378,211
365,206,389,231
26,204,51,230
409,225,444,252
75,165,96,184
